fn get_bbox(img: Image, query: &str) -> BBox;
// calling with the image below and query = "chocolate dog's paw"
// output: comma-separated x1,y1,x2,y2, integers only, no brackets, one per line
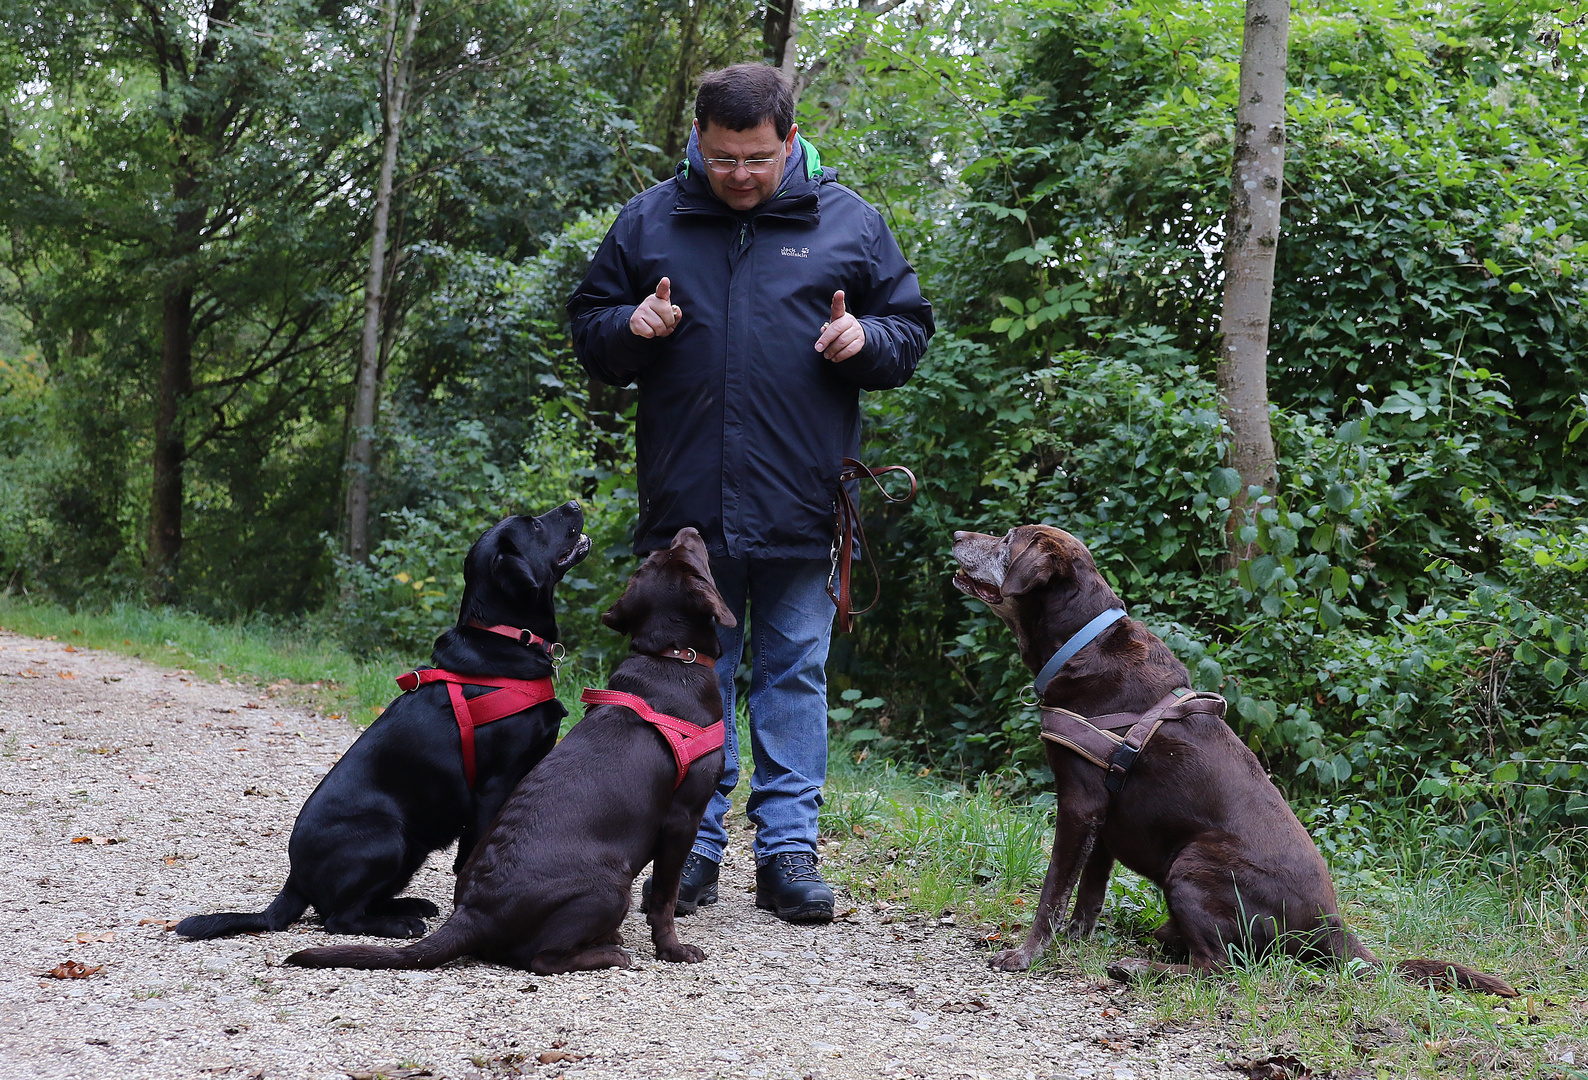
1106,957,1154,984
657,943,706,964
989,947,1033,972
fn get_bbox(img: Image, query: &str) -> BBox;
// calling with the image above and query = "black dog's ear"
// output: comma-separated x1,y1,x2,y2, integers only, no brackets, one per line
1002,530,1069,597
492,544,542,593
691,574,737,629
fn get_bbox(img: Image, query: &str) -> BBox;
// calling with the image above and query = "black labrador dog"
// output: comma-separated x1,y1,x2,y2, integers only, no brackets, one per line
952,524,1515,995
175,503,590,940
285,526,730,973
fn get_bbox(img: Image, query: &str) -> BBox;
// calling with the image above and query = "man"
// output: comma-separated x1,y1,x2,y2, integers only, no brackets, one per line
567,63,933,924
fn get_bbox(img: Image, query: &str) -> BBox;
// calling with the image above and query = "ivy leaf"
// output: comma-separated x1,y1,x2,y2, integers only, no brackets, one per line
1208,467,1241,498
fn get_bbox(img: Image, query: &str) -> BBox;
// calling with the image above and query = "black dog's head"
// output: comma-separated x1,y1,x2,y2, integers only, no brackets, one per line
951,525,1121,670
601,527,736,657
456,501,591,642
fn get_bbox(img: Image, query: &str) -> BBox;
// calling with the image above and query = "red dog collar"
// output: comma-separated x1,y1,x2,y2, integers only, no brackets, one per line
468,621,560,653
396,669,557,789
579,688,724,788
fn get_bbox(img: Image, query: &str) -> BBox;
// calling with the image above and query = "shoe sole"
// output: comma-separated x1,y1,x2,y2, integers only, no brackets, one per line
641,878,719,917
755,895,834,924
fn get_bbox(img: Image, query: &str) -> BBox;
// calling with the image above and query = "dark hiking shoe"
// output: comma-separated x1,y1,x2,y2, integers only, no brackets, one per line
641,852,719,916
755,852,834,924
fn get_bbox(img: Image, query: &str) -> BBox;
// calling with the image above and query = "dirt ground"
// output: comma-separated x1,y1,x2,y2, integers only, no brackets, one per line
0,630,1236,1080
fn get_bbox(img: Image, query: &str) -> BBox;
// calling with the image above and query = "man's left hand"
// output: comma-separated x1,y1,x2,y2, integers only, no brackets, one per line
815,291,865,362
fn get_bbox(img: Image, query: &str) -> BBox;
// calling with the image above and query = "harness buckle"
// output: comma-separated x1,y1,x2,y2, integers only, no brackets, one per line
1103,742,1139,792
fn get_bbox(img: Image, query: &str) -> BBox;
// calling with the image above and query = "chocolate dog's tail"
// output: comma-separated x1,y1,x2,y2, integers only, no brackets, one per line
174,883,309,940
1348,936,1518,997
284,911,480,970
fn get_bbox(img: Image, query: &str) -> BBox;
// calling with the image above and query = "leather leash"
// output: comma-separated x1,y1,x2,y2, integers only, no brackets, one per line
828,457,918,632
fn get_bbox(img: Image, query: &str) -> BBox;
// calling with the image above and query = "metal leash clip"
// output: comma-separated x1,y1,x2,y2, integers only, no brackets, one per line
548,641,566,676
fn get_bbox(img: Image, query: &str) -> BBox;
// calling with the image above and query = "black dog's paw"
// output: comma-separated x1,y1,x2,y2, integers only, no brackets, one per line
656,943,706,964
374,897,440,918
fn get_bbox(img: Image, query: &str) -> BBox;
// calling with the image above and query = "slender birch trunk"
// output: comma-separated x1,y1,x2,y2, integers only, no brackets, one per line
1217,0,1288,563
345,0,424,566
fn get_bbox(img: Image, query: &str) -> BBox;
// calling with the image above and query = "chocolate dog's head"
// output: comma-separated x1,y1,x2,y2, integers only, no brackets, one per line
457,501,591,638
602,527,736,656
951,525,1124,669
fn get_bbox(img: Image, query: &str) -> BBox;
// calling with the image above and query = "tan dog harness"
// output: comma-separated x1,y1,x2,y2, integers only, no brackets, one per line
1040,688,1228,792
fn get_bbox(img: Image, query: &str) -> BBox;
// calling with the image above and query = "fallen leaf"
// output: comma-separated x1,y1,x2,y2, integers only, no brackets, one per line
538,1050,585,1064
345,1068,433,1080
43,960,102,979
162,855,182,866
138,918,180,930
74,931,115,944
71,836,121,846
243,702,262,709
940,1000,989,1013
129,773,155,784
58,671,76,679
64,645,76,653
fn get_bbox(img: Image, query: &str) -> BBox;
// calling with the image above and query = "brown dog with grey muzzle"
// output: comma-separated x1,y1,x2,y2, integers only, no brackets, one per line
952,524,1515,994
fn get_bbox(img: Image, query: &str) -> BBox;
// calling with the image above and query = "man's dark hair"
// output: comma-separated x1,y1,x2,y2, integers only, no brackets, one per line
694,64,795,139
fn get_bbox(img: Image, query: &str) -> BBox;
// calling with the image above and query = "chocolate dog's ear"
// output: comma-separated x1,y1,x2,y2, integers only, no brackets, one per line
600,592,632,633
691,575,737,629
1002,531,1068,597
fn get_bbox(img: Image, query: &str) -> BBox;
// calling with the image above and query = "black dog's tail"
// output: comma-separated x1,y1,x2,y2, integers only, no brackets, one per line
174,884,309,940
284,911,480,970
1348,935,1518,997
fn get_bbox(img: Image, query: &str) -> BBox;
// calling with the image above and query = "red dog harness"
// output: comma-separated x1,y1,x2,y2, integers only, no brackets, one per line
394,624,559,789
579,688,724,789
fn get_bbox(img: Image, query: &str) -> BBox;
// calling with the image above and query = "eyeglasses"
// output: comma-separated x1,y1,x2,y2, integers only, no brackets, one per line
703,156,781,176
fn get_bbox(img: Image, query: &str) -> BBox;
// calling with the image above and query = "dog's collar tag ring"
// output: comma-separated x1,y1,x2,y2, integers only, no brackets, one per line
1032,607,1127,696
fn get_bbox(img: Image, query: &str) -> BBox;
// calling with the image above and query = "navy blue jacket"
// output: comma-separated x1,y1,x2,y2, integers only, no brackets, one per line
567,133,934,559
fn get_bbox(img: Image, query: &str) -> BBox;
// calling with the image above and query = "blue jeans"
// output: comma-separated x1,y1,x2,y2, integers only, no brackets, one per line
692,557,834,865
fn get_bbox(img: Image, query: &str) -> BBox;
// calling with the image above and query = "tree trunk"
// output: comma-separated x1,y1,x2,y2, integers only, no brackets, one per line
147,284,193,602
1216,0,1287,563
764,0,798,81
345,0,425,566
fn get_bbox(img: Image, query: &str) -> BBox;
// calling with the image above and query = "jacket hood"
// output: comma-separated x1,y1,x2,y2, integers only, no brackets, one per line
676,126,830,218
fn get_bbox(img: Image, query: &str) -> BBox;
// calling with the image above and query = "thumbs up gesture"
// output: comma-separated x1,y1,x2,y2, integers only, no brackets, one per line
815,290,865,362
630,277,682,339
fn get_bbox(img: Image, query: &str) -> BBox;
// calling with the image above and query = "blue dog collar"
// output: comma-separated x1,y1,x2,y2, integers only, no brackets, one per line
1032,607,1127,695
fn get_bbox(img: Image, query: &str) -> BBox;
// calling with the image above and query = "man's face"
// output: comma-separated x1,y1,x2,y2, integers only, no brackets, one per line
695,119,798,212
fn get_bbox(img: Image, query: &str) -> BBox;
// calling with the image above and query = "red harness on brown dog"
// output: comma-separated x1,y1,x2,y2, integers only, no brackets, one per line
394,623,559,789
579,687,724,789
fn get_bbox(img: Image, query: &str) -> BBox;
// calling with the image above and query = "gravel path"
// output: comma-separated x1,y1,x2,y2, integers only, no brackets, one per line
0,630,1234,1080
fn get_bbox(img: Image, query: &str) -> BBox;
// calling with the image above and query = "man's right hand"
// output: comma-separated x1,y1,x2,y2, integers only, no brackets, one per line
629,277,682,338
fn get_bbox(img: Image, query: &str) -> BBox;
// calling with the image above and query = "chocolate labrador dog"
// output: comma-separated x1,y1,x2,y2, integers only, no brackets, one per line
175,503,590,940
951,524,1515,995
285,526,731,974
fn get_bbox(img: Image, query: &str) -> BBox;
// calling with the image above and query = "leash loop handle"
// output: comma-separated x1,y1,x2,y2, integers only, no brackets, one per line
828,457,918,632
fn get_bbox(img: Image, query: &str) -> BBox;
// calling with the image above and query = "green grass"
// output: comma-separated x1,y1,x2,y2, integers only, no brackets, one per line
820,755,1588,1078
0,595,605,727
